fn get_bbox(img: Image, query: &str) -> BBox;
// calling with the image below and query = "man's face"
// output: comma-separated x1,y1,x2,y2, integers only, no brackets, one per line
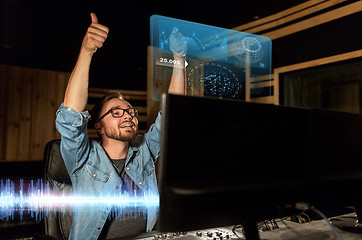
96,98,138,142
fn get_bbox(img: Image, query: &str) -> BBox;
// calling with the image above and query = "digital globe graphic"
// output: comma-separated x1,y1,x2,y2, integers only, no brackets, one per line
232,37,264,64
187,63,241,98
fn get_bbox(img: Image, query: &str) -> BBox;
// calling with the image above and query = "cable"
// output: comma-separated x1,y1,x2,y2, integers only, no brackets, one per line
296,202,344,240
310,206,344,240
296,215,304,223
300,212,311,223
272,219,279,230
231,224,243,238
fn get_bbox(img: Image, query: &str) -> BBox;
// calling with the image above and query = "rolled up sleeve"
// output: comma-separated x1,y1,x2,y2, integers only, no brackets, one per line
55,103,91,175
143,111,162,162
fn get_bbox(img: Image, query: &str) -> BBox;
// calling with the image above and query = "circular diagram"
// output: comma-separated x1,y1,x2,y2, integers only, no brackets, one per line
232,37,263,64
187,63,241,98
243,37,261,52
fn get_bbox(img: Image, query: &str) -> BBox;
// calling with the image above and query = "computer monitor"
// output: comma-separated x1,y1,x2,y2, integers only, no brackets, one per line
157,93,362,239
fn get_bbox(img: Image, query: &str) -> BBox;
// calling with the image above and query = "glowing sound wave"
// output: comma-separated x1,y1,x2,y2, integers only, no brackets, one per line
159,31,226,50
0,179,159,221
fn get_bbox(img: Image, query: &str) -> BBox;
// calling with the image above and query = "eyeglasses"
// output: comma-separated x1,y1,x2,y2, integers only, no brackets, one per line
96,107,138,122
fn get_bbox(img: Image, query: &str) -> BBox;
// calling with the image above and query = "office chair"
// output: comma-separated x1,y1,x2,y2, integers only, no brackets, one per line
43,139,72,240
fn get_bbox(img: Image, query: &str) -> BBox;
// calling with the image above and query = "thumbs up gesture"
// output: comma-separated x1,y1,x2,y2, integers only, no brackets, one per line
82,13,109,54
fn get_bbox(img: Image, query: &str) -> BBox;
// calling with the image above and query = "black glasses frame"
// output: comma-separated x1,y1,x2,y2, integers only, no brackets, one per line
96,107,138,123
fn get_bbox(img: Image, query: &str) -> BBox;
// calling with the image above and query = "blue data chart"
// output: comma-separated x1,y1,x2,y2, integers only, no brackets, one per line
150,15,272,102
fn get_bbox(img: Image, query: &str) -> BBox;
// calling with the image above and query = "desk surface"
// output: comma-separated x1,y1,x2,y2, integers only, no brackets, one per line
233,213,362,240
130,213,362,240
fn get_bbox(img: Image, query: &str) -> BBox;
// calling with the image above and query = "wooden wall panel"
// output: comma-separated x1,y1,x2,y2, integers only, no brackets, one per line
31,70,49,160
0,67,8,160
5,67,24,160
0,65,68,161
232,0,362,104
0,65,148,161
17,68,32,160
233,0,326,32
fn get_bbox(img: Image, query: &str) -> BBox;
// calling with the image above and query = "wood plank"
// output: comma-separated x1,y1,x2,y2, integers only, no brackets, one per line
30,69,47,160
88,87,147,96
121,95,147,100
135,106,147,113
250,96,274,104
89,92,147,100
44,71,57,143
137,115,147,122
17,68,32,160
0,66,9,160
54,72,68,139
264,1,362,40
40,70,66,159
232,0,325,31
250,74,273,83
250,81,273,89
87,129,98,139
273,73,280,105
244,0,346,34
5,66,21,161
274,49,362,74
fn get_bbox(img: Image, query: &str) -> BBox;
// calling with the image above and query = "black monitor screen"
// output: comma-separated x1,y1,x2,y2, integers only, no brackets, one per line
157,93,362,234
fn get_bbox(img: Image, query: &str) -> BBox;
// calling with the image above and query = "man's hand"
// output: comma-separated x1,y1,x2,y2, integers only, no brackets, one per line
81,13,109,55
63,13,109,111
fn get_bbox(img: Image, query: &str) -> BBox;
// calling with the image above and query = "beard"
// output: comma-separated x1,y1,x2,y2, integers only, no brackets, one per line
103,124,138,142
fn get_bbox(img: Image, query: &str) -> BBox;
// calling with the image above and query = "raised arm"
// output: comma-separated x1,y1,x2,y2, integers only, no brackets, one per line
63,13,109,112
168,53,185,95
168,26,187,95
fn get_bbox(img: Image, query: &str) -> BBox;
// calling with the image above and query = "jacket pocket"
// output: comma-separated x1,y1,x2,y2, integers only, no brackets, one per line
85,161,111,183
144,160,156,176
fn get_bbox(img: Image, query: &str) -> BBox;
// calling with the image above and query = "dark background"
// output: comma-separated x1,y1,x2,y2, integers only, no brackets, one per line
0,0,307,91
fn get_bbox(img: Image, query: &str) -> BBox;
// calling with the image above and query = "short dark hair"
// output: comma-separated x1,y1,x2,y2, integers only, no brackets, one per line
90,91,124,126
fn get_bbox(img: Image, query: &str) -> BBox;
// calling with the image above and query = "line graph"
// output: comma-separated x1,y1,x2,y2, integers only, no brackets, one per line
159,31,227,51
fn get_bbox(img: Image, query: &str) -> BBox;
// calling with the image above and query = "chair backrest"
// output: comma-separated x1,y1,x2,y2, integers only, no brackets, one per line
43,139,72,240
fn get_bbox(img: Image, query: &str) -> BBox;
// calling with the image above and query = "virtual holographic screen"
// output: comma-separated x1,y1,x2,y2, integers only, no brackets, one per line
150,15,272,102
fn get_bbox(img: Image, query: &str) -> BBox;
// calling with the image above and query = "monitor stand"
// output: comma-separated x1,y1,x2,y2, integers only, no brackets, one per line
330,204,362,233
242,220,260,240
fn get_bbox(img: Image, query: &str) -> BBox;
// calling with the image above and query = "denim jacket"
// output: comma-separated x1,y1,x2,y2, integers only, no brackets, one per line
55,104,160,240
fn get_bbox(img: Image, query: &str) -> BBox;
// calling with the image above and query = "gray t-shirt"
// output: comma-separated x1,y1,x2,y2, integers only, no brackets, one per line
98,158,147,239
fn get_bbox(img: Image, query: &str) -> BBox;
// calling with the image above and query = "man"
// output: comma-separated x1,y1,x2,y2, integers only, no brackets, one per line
56,13,184,239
